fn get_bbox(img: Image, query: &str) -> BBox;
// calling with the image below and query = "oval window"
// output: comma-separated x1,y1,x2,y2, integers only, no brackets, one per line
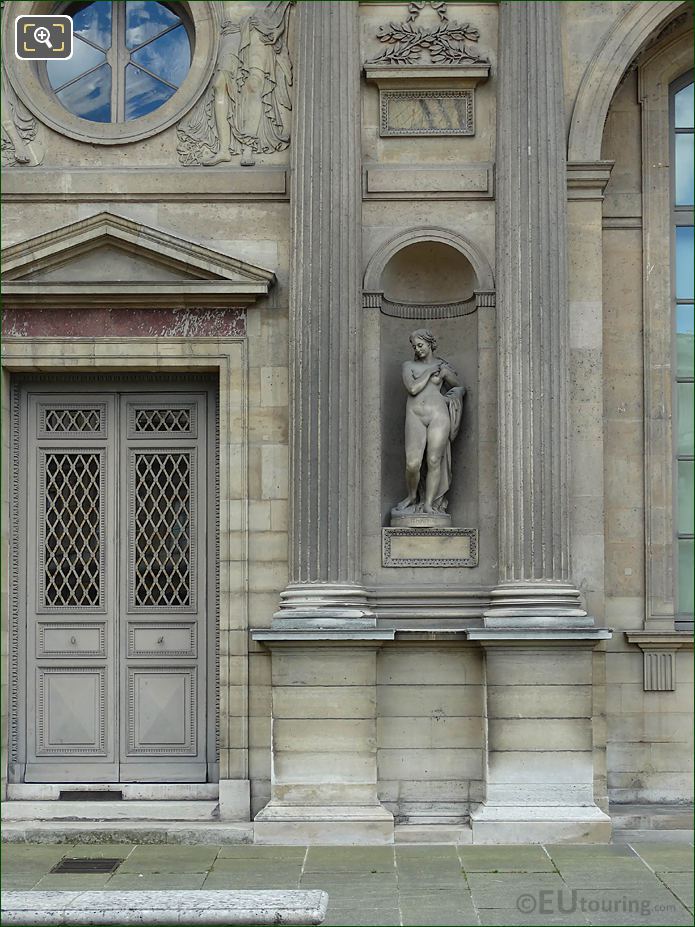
46,0,192,123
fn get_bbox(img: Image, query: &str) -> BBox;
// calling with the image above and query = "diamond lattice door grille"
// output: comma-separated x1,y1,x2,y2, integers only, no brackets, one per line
45,408,102,433
133,452,192,607
44,453,101,607
135,408,191,433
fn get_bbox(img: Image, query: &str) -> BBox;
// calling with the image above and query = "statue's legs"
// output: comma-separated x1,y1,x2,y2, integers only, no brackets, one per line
203,74,234,166
397,416,427,510
423,421,450,512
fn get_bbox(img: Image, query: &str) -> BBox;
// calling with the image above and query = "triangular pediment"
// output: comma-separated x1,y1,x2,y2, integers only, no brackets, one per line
1,212,275,308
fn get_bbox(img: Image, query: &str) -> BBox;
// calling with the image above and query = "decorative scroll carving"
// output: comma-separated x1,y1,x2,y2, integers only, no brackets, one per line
366,1,487,67
177,1,294,167
1,1,44,167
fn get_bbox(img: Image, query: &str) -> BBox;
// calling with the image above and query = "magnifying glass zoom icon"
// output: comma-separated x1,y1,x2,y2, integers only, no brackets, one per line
34,26,53,48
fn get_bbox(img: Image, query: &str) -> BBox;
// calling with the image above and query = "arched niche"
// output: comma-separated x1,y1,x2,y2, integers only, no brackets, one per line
360,227,497,591
568,0,687,163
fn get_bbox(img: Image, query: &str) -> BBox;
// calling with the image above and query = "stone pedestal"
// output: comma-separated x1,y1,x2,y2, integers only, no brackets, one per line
253,644,393,845
468,632,612,844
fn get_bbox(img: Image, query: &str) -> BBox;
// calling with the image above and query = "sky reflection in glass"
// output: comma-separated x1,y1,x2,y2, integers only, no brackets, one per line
47,36,105,90
131,24,191,88
126,1,180,49
72,0,112,49
675,82,694,129
677,305,694,378
676,227,694,300
56,63,111,122
125,64,176,120
675,134,694,207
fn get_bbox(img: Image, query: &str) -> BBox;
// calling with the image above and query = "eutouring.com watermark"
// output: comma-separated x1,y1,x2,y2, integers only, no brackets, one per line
516,890,679,918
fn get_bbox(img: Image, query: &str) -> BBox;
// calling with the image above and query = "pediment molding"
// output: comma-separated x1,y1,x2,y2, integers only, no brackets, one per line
1,212,275,308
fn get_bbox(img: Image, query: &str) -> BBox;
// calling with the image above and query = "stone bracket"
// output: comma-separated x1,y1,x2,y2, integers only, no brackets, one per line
625,631,694,692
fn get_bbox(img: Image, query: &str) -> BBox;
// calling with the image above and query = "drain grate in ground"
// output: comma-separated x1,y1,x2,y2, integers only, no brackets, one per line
50,858,122,874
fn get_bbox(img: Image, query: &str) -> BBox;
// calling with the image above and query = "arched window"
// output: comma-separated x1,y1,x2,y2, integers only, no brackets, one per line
672,73,694,629
44,1,192,123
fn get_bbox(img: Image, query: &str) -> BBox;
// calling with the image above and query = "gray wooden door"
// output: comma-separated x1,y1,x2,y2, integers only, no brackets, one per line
19,381,214,783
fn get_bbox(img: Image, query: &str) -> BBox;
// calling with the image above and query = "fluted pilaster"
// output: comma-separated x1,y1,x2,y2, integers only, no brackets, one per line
487,1,586,622
278,1,370,621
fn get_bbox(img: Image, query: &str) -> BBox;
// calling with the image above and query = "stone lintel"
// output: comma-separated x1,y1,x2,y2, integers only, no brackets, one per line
364,63,490,88
251,630,395,645
466,628,612,644
0,167,289,201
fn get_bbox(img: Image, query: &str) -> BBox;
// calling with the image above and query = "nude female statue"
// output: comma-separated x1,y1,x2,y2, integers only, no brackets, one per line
394,329,466,516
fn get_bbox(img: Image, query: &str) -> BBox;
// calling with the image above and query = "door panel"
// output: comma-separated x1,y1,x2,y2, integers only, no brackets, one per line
20,383,212,784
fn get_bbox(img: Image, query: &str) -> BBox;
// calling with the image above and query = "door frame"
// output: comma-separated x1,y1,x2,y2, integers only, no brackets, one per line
3,338,249,789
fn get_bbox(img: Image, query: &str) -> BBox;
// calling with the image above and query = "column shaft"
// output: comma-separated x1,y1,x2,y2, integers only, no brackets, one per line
489,1,584,620
279,1,370,620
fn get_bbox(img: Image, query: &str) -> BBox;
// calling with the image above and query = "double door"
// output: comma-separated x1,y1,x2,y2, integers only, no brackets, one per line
17,380,215,783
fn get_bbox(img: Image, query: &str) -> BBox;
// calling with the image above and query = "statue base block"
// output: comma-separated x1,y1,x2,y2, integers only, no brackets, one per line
382,527,478,568
390,512,451,528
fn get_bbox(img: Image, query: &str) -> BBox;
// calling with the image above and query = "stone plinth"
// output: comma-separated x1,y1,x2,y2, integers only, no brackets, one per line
253,641,393,845
468,630,612,844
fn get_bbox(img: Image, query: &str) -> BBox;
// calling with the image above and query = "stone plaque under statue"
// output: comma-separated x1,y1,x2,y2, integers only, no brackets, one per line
384,329,478,567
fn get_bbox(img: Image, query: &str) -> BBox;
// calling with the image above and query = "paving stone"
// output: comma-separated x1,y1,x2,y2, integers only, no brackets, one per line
572,890,693,926
629,843,694,872
216,845,307,861
117,845,220,873
304,846,395,872
400,890,477,926
478,909,590,926
554,864,665,888
0,876,43,891
203,872,301,890
655,872,695,908
57,844,136,859
323,905,401,926
546,845,638,862
459,846,556,872
466,871,565,909
31,873,115,891
105,872,209,891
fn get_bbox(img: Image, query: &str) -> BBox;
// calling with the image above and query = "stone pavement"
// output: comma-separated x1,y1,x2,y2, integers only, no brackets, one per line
1,842,693,926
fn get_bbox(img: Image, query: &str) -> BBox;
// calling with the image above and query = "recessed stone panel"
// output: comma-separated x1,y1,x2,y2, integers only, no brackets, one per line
382,527,478,567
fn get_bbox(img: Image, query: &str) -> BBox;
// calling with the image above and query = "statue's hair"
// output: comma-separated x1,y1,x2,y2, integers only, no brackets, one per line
409,328,437,351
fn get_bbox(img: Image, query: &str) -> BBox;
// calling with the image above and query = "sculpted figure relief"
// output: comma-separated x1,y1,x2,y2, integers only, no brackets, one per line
394,329,466,518
177,0,293,167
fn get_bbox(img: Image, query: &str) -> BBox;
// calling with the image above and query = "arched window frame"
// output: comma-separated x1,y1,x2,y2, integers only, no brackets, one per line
639,31,693,631
670,69,694,630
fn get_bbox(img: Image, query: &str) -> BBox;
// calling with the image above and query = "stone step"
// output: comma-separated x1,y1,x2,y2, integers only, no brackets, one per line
1,801,219,822
394,824,473,844
1,821,253,845
610,804,694,832
613,828,695,844
2,890,328,925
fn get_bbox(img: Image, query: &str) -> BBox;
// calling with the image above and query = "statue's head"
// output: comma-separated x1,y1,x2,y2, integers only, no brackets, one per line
409,328,437,352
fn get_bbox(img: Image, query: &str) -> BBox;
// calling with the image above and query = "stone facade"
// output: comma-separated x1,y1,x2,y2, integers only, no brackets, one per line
1,0,692,843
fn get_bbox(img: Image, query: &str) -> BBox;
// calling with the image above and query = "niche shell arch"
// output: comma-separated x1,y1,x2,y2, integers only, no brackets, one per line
363,227,495,299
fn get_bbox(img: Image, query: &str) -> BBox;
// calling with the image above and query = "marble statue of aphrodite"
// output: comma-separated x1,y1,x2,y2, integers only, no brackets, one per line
394,329,466,517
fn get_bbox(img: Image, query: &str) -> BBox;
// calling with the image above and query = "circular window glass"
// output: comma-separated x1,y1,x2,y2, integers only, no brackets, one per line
46,1,192,123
